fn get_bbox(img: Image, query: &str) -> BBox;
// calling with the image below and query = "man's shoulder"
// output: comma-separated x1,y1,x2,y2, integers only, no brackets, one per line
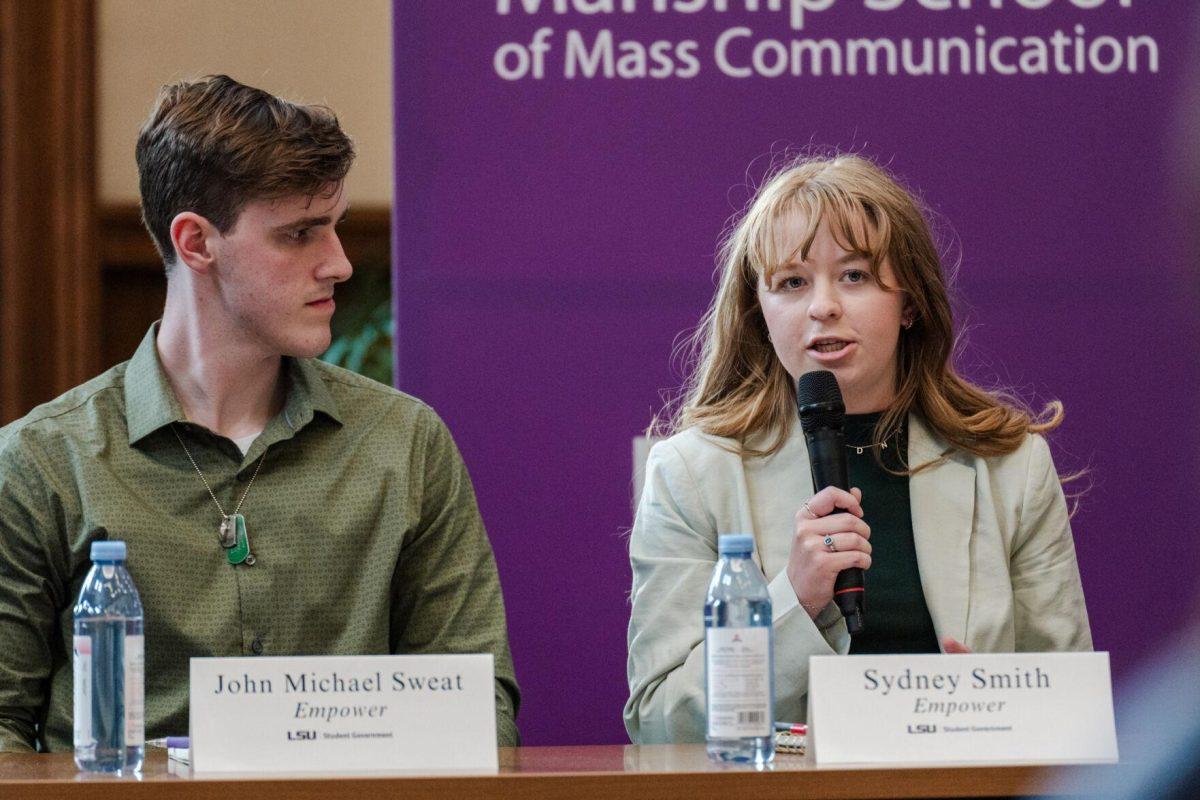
0,362,130,461
305,359,439,429
304,362,468,479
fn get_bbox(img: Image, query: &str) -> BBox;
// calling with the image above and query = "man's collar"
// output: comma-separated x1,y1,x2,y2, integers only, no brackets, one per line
124,324,188,445
280,355,343,434
124,323,343,446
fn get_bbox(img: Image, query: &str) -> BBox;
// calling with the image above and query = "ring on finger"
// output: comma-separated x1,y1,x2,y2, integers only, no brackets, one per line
801,501,816,519
823,535,837,553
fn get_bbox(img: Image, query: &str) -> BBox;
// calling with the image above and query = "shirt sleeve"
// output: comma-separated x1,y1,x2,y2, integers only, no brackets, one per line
624,438,848,745
0,441,66,752
388,406,521,747
1010,434,1093,652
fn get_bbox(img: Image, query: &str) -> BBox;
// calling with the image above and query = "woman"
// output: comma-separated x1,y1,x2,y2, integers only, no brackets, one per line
624,154,1091,745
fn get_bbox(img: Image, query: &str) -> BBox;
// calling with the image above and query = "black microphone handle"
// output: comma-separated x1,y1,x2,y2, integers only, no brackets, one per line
807,427,849,491
805,427,865,635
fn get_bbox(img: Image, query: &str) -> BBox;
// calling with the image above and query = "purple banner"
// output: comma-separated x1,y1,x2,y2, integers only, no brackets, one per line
394,1,1198,745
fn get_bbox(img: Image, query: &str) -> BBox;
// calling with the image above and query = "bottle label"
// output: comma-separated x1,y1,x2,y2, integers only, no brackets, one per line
73,635,92,748
124,635,145,746
706,627,771,738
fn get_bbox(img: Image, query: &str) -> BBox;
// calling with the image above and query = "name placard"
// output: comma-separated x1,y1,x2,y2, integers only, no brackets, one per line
808,652,1118,767
189,654,497,774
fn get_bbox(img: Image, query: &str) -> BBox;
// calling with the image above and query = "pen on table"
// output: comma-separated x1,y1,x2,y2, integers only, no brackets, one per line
774,722,807,734
147,736,190,749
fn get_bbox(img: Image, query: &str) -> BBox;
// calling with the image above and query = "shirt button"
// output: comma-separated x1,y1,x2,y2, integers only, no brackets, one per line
251,637,264,655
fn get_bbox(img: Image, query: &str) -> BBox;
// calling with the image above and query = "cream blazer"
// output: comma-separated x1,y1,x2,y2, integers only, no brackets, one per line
624,415,1092,744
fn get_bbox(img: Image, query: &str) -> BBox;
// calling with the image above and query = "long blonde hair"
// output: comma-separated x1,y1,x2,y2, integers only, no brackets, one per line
664,154,1063,467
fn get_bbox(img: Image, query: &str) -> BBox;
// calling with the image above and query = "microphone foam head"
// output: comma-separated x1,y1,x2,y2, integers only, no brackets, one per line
796,370,845,433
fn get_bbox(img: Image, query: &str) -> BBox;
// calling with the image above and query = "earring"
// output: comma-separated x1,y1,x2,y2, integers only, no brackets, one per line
902,318,914,330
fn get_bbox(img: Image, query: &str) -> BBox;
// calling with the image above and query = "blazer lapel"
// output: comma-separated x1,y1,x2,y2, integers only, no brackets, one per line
747,425,813,576
907,414,975,648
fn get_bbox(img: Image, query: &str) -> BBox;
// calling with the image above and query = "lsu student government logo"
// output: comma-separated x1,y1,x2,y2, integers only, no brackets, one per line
287,730,317,741
907,724,937,734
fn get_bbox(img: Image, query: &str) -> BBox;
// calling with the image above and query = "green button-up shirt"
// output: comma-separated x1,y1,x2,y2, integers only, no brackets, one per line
0,326,520,751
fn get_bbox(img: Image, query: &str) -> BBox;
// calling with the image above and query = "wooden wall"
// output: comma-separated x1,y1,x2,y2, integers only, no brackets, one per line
0,5,389,425
0,0,99,424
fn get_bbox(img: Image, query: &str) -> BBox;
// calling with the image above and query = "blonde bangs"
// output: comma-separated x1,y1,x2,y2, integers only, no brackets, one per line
748,177,895,285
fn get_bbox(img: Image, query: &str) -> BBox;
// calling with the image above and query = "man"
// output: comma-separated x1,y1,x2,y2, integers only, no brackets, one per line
0,75,520,751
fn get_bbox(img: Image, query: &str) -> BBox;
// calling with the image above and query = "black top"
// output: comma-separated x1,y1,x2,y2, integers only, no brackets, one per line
843,413,941,655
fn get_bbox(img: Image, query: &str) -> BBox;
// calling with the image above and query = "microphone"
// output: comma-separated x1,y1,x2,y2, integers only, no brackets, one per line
796,370,864,635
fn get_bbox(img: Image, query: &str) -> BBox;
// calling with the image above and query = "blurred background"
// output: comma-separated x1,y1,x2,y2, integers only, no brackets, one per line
0,0,395,427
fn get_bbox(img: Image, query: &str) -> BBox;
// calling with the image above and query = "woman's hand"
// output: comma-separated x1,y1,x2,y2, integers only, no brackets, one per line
941,637,972,654
786,486,871,619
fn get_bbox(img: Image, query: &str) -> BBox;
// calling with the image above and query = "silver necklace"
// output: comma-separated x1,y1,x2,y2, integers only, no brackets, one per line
172,425,267,566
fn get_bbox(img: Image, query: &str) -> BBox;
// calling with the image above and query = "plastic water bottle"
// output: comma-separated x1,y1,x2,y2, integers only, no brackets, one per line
705,533,774,764
73,540,144,773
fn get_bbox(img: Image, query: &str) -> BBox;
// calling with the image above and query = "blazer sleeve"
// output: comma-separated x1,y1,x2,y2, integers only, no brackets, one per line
1010,435,1093,652
624,438,846,744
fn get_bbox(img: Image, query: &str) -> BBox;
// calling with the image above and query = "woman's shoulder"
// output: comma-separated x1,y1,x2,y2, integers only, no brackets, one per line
978,431,1054,481
649,426,744,470
913,414,1055,486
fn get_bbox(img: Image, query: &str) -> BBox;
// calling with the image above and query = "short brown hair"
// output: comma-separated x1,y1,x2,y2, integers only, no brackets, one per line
135,74,355,270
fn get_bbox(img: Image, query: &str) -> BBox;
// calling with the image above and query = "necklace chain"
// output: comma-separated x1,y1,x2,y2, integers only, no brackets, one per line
172,425,267,520
847,421,904,456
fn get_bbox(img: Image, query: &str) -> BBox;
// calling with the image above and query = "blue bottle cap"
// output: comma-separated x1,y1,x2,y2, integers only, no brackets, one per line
90,540,127,561
717,534,755,555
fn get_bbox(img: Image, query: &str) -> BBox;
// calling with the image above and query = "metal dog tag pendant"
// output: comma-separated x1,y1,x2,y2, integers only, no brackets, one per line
218,515,238,549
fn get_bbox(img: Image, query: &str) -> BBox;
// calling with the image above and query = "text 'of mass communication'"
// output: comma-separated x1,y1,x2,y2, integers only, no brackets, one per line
491,0,1159,80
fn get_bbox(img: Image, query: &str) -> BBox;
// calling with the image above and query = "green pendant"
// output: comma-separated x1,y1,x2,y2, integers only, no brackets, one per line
226,514,254,566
